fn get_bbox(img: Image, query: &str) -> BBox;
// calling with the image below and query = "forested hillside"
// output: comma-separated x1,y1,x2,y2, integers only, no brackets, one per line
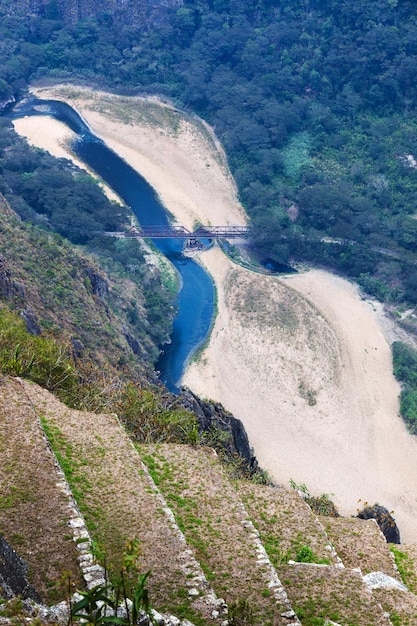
2,1,417,304
0,122,176,371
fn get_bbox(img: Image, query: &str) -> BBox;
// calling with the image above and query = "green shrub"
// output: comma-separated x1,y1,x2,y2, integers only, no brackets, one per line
400,388,417,433
115,382,199,445
295,545,315,563
289,480,339,517
0,307,78,402
227,599,255,626
392,341,417,432
393,341,417,386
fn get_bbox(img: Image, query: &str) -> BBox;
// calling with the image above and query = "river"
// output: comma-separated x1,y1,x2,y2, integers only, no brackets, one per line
6,98,215,392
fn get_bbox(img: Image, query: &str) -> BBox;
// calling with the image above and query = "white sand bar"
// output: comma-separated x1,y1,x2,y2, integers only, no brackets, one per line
184,256,417,543
26,84,417,543
12,115,122,203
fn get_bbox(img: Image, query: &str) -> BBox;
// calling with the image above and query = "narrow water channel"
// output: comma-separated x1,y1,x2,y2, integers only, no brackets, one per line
7,98,215,392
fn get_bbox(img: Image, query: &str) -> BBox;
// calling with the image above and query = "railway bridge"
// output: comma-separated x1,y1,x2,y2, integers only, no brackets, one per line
103,225,250,239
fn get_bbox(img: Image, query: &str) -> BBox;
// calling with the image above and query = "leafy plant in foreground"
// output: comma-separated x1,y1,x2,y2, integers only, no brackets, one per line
71,583,117,625
70,573,152,626
70,541,153,626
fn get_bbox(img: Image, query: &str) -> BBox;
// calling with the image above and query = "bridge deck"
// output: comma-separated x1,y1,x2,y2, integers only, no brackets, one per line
103,225,249,239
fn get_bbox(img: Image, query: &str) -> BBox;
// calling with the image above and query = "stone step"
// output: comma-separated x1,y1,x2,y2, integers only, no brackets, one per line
139,443,300,625
323,516,400,578
236,482,342,569
366,543,417,625
279,563,392,625
22,381,218,623
0,377,83,603
324,516,417,623
372,586,417,625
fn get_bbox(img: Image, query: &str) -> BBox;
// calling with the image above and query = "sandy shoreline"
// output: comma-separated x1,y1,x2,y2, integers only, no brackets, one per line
17,84,417,543
12,116,123,204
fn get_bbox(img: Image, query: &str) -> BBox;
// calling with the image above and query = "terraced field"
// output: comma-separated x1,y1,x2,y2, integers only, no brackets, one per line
1,375,417,625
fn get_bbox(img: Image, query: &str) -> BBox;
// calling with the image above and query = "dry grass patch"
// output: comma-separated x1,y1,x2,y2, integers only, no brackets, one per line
279,564,391,625
0,377,83,604
139,443,291,625
224,268,341,407
324,516,399,576
373,588,417,626
22,381,208,622
237,482,337,567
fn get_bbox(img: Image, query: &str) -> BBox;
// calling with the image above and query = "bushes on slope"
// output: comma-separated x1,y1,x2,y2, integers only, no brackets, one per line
392,340,417,433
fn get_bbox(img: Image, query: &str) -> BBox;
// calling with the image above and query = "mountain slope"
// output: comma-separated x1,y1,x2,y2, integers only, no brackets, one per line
1,375,416,625
0,194,164,378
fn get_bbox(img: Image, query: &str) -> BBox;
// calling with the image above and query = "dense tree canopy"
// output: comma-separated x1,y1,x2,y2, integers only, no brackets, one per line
0,119,174,352
2,0,417,302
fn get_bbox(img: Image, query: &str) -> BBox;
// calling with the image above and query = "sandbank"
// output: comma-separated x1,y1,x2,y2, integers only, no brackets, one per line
21,84,417,543
30,85,246,231
185,255,417,542
12,115,122,203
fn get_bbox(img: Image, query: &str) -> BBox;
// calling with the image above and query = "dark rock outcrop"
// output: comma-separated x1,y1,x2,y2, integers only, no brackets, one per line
0,257,25,302
179,387,260,475
124,330,141,355
20,308,42,336
84,266,109,300
0,535,41,602
70,337,85,358
357,504,401,544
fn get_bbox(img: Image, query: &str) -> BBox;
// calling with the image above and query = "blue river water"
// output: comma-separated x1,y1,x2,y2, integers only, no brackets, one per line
7,98,215,392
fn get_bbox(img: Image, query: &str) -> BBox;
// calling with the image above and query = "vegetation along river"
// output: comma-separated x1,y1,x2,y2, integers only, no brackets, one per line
6,98,215,392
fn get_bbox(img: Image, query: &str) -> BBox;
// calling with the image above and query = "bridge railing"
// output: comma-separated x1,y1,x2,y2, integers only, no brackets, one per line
102,225,250,239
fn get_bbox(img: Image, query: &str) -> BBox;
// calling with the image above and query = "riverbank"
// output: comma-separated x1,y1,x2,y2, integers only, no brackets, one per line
19,84,417,542
30,85,246,231
12,115,123,204
185,254,417,542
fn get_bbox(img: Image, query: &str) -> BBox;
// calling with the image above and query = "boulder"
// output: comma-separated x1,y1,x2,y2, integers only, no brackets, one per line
0,534,41,602
20,308,42,336
179,387,261,477
363,571,408,592
357,504,401,544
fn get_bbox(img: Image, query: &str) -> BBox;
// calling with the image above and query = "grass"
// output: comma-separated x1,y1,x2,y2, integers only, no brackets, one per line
40,417,95,526
0,378,83,604
1,373,410,623
390,545,417,592
26,384,208,622
138,444,289,624
283,565,388,626
324,516,399,576
238,483,336,570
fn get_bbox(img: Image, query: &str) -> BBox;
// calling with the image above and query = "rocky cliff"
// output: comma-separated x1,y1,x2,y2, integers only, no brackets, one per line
0,0,182,26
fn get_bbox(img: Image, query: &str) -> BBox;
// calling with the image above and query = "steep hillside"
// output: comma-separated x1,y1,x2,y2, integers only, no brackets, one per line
1,375,416,625
0,194,167,379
